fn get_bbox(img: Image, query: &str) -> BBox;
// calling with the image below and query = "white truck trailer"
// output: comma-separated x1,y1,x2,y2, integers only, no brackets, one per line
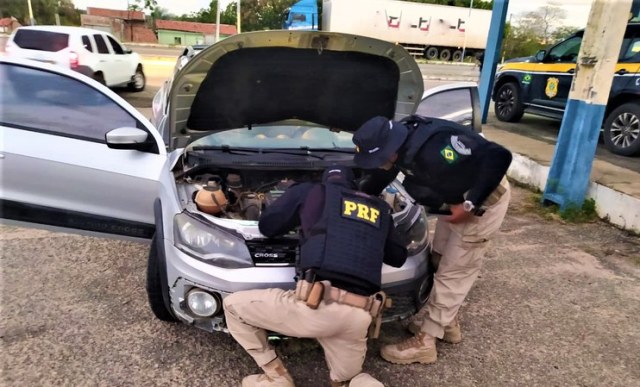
321,0,492,60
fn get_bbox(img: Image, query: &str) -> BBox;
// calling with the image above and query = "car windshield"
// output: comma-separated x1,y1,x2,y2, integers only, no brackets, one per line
188,125,355,150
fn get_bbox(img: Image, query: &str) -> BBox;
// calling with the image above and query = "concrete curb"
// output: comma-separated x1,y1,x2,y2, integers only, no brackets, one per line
508,152,640,233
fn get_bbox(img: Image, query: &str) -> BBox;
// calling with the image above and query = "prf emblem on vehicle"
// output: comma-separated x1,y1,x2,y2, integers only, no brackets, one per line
545,77,559,98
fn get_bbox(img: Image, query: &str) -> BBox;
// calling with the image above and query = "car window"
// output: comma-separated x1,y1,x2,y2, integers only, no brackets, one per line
81,35,93,52
189,125,354,150
93,34,110,54
620,37,640,61
106,36,124,55
547,36,582,63
12,29,69,52
417,88,473,127
0,63,139,142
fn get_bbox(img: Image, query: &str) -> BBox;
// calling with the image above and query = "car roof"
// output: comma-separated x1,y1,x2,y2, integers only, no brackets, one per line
15,25,112,36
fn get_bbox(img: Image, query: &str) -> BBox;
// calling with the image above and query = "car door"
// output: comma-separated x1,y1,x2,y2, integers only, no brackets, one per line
0,58,167,239
92,33,119,86
105,34,133,84
529,34,582,112
416,82,482,133
613,25,640,94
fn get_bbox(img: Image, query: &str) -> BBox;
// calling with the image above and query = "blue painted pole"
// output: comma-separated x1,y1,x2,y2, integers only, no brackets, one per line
479,0,509,124
542,0,632,210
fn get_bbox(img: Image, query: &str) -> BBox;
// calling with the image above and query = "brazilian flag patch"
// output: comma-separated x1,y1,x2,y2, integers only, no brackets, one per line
440,145,458,164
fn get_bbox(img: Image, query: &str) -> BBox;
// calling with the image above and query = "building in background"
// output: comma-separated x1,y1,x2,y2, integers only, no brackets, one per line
0,17,21,34
156,20,237,45
81,7,156,43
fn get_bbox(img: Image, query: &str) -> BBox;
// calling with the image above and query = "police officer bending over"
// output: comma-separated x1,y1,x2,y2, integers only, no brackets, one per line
352,115,512,365
223,166,407,387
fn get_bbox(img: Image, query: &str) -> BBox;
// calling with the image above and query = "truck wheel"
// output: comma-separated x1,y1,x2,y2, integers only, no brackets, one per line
494,82,524,122
452,50,463,61
603,102,640,156
146,234,177,322
424,47,439,60
439,49,452,61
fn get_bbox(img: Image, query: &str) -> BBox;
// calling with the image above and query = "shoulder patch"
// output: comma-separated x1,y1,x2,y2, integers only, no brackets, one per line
451,135,472,156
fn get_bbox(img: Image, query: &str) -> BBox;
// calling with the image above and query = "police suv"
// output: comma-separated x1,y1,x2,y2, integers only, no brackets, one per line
493,23,640,156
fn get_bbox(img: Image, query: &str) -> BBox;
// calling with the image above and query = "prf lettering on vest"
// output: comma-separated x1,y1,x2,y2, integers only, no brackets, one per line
342,199,381,227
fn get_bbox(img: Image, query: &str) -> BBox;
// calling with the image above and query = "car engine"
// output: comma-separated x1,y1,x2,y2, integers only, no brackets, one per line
177,170,321,220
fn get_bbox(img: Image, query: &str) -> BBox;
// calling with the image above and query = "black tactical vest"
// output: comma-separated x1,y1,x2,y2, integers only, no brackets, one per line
299,182,391,288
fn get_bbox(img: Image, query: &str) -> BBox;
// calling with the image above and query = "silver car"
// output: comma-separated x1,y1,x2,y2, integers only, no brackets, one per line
1,31,482,333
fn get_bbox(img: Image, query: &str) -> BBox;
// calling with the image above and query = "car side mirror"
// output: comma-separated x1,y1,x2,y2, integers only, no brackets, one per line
106,127,150,150
535,50,546,62
416,83,482,133
124,48,133,54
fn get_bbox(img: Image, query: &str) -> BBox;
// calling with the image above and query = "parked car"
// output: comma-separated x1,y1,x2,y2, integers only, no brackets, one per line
174,44,209,73
5,25,145,91
0,31,482,334
493,23,640,156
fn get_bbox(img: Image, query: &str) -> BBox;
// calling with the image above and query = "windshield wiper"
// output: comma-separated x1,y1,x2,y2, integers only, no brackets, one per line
297,146,354,154
189,145,327,159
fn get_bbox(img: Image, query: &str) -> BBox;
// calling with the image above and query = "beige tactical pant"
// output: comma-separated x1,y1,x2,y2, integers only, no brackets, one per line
224,288,372,383
420,181,511,338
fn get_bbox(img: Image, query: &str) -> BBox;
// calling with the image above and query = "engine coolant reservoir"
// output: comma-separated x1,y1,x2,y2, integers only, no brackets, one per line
195,180,228,215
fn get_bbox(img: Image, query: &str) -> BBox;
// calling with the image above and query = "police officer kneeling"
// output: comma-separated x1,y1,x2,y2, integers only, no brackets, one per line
223,166,407,387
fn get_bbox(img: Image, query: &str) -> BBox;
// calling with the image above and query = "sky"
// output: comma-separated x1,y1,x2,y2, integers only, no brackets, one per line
71,0,593,27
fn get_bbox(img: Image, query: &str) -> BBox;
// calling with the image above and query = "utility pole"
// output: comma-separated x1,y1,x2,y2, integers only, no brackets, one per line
237,0,241,34
542,0,632,210
215,0,221,42
461,0,473,62
27,0,35,25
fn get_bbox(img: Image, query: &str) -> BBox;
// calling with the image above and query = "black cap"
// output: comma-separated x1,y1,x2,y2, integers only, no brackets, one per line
322,166,355,185
352,116,408,169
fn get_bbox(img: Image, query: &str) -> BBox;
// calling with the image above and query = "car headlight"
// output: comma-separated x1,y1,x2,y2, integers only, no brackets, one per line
406,207,429,256
174,213,253,268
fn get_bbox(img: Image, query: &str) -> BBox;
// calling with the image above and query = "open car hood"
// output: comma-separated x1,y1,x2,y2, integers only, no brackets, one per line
168,31,423,149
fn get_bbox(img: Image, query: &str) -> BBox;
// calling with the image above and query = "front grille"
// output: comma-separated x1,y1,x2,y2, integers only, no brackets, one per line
247,239,299,266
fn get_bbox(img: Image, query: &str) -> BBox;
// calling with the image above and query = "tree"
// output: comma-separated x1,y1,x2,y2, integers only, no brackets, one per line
128,0,158,12
0,0,80,26
240,0,296,31
178,1,237,25
151,7,174,21
518,3,567,44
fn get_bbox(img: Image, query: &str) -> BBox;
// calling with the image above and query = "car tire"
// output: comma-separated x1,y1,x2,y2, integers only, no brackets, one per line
128,65,146,92
93,72,106,85
452,50,463,62
494,82,525,122
603,102,640,156
424,46,439,60
146,234,177,322
439,48,452,61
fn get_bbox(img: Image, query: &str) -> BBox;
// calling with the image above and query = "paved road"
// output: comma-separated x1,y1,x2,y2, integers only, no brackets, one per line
2,187,639,386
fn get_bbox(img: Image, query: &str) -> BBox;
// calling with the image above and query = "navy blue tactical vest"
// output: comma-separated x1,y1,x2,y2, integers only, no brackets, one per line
299,181,391,288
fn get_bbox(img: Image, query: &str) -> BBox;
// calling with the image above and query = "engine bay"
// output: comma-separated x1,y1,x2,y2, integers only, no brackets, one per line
176,168,410,221
177,169,321,220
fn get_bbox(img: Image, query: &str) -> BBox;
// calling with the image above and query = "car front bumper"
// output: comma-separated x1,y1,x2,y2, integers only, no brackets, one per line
161,238,430,333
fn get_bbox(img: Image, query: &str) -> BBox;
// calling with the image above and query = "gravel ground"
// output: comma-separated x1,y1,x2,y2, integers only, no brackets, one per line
1,186,639,387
